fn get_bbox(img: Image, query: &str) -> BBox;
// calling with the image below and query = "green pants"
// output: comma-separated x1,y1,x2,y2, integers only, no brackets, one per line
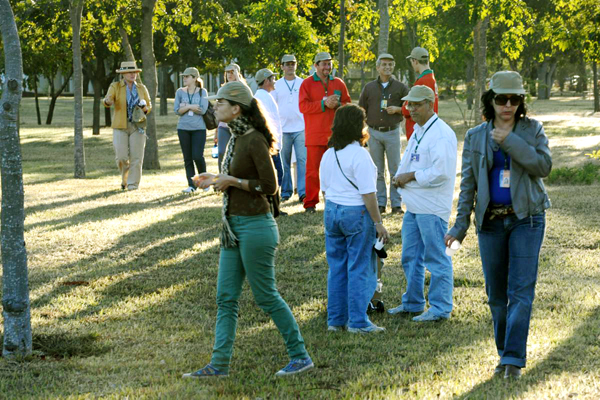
211,213,309,372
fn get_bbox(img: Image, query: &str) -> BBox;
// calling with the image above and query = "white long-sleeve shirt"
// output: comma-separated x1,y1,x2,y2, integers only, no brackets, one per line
273,76,305,133
254,88,283,150
395,113,457,221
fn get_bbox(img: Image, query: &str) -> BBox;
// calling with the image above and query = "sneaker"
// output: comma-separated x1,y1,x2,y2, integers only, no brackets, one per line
327,325,346,332
388,304,420,315
281,196,291,202
391,207,404,215
299,194,306,202
412,309,449,322
378,206,386,214
182,364,228,379
275,357,314,377
348,324,385,334
305,207,316,213
182,186,196,194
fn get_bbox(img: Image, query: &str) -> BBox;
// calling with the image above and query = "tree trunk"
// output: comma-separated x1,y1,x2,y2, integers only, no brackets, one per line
70,0,86,179
0,0,32,361
577,54,587,93
45,70,73,125
593,62,599,113
466,59,474,110
473,16,489,116
378,0,389,55
33,77,41,125
537,58,556,100
337,0,345,80
141,0,160,169
160,64,168,116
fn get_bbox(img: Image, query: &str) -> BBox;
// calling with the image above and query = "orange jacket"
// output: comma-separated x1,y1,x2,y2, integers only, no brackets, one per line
402,70,438,140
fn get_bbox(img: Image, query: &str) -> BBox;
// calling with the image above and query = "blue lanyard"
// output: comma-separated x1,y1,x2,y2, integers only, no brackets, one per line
284,78,296,94
187,88,195,104
414,117,438,154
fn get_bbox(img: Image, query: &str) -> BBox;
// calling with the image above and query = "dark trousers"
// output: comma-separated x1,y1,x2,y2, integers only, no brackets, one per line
272,153,283,187
177,129,206,187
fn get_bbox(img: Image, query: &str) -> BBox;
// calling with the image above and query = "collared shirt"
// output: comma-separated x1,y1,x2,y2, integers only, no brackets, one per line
273,76,305,133
174,87,209,130
395,113,457,221
358,76,409,128
254,88,283,150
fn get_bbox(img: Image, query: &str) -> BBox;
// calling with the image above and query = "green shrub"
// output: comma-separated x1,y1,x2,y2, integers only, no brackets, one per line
547,162,600,185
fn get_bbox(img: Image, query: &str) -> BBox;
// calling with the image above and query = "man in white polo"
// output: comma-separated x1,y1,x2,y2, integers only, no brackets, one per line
388,85,457,322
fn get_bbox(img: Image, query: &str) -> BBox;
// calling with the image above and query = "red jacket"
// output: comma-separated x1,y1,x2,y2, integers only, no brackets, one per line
402,70,438,139
299,73,351,146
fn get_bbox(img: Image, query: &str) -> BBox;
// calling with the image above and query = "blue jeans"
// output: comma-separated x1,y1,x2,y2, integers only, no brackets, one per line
401,212,453,317
272,153,283,188
280,130,306,199
477,213,545,368
177,129,206,187
324,201,377,329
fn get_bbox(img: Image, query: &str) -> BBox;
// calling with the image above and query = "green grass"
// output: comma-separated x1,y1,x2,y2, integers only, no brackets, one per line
1,96,599,399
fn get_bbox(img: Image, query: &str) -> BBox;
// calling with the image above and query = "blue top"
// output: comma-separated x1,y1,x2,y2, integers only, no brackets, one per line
174,87,208,130
488,148,512,205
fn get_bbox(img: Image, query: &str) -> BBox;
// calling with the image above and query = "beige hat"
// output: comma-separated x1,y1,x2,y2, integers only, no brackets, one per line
281,54,297,63
224,63,241,72
377,53,395,62
255,68,277,84
406,47,429,61
116,61,142,74
180,67,199,77
207,81,253,107
489,71,526,95
314,51,332,63
401,85,435,102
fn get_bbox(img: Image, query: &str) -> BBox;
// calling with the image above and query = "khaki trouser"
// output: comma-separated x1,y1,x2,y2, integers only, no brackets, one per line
113,122,146,190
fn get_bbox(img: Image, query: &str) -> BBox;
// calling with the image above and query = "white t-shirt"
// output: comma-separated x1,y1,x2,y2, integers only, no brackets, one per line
395,114,457,221
320,141,377,206
273,77,305,133
254,89,283,150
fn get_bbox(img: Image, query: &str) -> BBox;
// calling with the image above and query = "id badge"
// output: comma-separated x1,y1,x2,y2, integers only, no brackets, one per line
410,153,420,162
499,169,510,188
188,111,194,116
381,99,388,109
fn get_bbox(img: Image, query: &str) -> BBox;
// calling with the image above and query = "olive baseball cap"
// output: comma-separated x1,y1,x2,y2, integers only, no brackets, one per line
224,63,240,72
207,81,253,107
401,85,435,102
489,71,526,95
255,68,277,84
406,47,429,61
180,67,199,77
314,51,332,63
281,54,297,63
377,53,395,62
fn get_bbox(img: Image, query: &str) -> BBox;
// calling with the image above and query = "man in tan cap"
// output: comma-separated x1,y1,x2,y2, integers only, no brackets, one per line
358,53,409,215
402,47,439,140
388,85,457,323
273,54,306,203
298,51,351,212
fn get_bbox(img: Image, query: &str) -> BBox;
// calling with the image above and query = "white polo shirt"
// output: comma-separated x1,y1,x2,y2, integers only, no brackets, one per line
254,88,283,150
395,113,457,221
273,76,305,133
320,141,377,206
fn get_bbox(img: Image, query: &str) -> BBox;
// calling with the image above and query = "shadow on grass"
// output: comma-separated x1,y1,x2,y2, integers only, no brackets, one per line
0,332,111,360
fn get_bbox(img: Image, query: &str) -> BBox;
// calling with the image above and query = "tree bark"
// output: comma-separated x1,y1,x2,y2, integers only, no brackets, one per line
0,0,32,361
141,0,160,169
337,0,345,80
537,58,556,100
45,70,73,125
378,0,389,55
593,62,599,113
32,77,41,125
160,64,168,116
473,16,489,116
70,0,86,179
466,59,474,110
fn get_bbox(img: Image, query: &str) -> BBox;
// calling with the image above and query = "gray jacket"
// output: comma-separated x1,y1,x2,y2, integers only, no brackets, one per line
448,117,552,241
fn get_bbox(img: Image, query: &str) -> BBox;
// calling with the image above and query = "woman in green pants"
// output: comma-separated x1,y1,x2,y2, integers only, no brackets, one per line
183,81,313,378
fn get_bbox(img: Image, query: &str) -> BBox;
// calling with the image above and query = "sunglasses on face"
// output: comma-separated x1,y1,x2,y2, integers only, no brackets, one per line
494,94,523,106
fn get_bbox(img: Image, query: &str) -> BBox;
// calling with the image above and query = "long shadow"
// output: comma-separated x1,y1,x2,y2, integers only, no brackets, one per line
24,189,123,216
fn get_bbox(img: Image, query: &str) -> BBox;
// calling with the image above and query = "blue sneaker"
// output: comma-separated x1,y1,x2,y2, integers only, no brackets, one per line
412,309,449,322
347,324,385,334
327,324,347,332
275,357,314,377
182,364,228,379
388,304,422,315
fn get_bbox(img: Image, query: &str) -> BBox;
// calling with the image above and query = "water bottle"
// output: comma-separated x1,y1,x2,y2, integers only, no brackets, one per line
211,144,218,159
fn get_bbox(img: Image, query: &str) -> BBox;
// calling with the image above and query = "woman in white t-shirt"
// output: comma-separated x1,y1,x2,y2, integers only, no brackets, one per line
320,104,390,334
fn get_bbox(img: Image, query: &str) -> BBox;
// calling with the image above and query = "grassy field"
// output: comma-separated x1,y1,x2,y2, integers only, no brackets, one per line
0,95,599,399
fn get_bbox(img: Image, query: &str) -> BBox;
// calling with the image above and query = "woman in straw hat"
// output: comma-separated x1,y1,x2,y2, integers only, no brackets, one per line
174,67,209,193
183,81,313,379
104,61,151,190
445,71,552,379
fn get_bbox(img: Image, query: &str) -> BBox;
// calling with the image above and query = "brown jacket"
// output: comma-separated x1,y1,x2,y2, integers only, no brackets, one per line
227,128,278,216
358,76,408,128
104,81,152,130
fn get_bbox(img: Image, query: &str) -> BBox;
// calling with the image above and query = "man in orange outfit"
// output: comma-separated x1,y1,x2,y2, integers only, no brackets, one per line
402,47,439,140
299,52,351,213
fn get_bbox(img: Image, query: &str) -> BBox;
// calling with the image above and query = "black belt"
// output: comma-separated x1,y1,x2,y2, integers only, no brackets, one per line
369,124,399,132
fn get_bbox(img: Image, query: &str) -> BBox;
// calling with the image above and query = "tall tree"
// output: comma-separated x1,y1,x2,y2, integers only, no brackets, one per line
338,0,345,79
378,0,389,54
70,0,86,178
0,0,32,360
473,15,489,113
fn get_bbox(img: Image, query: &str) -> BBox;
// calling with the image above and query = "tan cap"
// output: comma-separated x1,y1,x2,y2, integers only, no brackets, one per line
255,68,277,84
180,67,199,77
281,54,297,63
489,71,526,95
401,85,435,102
377,53,395,62
314,51,332,63
224,63,240,72
406,47,429,61
207,81,253,107
116,61,142,74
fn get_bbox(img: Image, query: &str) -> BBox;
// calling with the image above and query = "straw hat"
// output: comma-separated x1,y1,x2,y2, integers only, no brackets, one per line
116,61,142,74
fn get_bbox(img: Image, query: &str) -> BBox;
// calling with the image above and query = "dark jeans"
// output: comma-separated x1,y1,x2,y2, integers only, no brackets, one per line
177,129,206,187
272,153,283,187
477,212,546,368
217,126,231,173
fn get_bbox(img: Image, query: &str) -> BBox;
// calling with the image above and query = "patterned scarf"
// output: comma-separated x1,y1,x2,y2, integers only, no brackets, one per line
126,83,140,122
220,116,253,248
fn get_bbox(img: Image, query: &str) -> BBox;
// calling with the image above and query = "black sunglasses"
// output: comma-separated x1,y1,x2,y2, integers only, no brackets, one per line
494,94,523,106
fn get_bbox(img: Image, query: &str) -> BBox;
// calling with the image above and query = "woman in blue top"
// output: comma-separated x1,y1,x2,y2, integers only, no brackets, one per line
445,71,552,379
174,67,209,193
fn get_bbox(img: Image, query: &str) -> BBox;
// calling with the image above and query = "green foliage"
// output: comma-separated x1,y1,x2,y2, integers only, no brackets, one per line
547,162,600,185
586,150,600,160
